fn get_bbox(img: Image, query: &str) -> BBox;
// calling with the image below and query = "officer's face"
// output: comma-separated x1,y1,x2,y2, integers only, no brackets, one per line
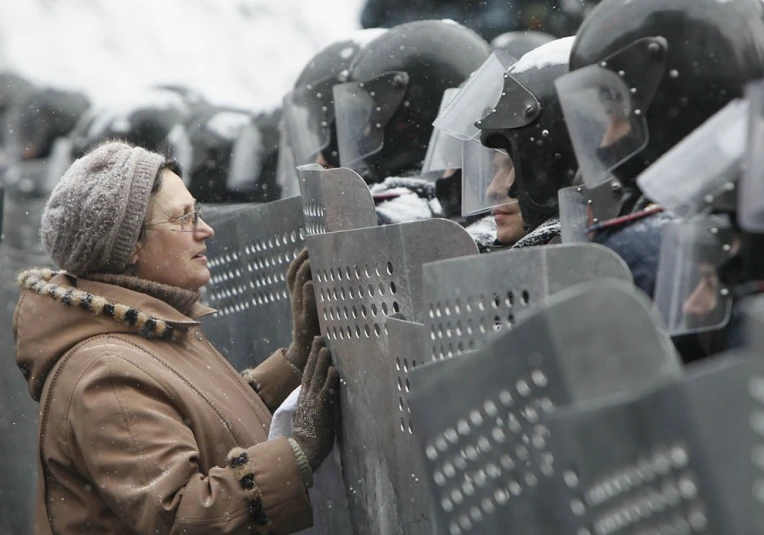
485,152,524,245
315,152,334,168
600,107,632,148
683,262,720,321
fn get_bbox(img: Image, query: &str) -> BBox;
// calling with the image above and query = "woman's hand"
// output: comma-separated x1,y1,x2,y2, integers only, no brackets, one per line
292,337,339,471
285,248,321,372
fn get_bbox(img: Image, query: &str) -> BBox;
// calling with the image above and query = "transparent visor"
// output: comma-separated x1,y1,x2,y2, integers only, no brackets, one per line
432,50,516,141
461,141,517,216
275,119,300,198
422,88,463,177
556,37,667,188
227,122,264,192
740,79,764,232
334,71,408,170
556,66,647,188
558,186,589,244
166,124,193,185
283,75,337,165
638,99,746,218
654,218,735,336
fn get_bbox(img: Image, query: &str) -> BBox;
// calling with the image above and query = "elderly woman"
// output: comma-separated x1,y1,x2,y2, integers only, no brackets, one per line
14,141,337,534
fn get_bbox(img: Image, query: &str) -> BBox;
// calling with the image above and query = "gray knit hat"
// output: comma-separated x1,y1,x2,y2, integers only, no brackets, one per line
41,141,166,275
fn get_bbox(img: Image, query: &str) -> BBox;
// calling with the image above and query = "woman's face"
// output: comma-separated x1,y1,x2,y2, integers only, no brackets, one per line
131,170,215,291
485,152,525,245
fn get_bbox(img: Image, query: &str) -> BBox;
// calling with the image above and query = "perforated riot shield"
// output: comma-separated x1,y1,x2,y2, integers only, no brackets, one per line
558,186,590,244
387,317,436,535
297,164,377,235
201,198,306,370
408,280,681,535
307,219,479,535
541,354,764,534
422,243,632,362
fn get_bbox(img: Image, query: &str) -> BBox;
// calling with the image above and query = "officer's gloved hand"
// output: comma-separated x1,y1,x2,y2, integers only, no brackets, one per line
285,248,320,372
292,337,339,472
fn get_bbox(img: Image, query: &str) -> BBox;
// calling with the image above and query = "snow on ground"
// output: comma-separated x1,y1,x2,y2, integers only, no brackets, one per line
0,0,365,112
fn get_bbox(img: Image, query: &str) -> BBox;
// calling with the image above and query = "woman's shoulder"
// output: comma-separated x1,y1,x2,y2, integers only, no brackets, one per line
51,333,169,396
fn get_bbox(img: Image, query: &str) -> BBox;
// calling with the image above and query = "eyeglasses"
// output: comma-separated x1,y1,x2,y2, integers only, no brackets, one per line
144,205,204,233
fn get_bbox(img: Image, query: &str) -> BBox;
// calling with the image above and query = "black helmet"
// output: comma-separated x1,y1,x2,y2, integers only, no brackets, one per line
332,20,492,183
560,0,764,192
69,86,204,159
179,105,251,203
469,37,577,231
283,29,387,168
0,73,32,122
490,30,555,59
188,106,282,203
5,87,90,161
0,73,34,168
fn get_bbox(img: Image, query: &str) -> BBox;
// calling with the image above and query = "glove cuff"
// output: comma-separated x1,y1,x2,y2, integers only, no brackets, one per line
283,345,305,374
288,438,315,489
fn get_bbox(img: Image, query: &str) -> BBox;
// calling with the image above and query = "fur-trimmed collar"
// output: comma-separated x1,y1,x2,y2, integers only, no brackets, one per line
82,272,201,316
17,268,200,341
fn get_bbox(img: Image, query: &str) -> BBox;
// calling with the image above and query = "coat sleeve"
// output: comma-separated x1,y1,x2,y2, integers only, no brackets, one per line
241,348,302,413
69,353,312,535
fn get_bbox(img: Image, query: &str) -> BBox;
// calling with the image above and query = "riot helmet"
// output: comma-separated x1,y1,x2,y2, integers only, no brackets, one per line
0,73,34,173
179,105,257,203
69,86,202,160
333,20,492,183
283,29,387,168
490,30,555,60
438,37,577,231
2,87,90,198
225,107,283,203
558,0,764,191
5,87,90,161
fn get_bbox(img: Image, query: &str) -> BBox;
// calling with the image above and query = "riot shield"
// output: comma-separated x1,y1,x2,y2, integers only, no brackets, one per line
422,243,632,362
297,164,377,235
387,317,437,535
306,219,479,535
558,186,589,244
408,280,681,535
742,294,764,349
542,354,764,534
200,198,306,370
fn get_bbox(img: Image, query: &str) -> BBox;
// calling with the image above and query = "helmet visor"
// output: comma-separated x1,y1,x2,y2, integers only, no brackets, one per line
422,89,463,177
334,71,408,170
556,37,667,188
740,80,764,232
461,141,517,217
275,119,300,198
227,122,263,192
283,75,337,165
654,218,735,336
638,99,746,218
432,51,516,141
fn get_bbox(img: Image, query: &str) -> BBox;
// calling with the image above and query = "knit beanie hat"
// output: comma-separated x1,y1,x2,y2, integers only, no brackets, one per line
41,141,166,275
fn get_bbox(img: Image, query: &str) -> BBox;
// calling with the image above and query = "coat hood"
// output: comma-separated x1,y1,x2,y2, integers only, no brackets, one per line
14,268,214,401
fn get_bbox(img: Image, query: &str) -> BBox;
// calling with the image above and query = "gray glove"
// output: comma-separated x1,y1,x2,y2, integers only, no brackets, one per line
285,249,321,372
292,337,339,471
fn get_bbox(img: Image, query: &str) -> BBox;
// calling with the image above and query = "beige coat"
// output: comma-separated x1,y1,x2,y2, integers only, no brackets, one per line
14,269,312,534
